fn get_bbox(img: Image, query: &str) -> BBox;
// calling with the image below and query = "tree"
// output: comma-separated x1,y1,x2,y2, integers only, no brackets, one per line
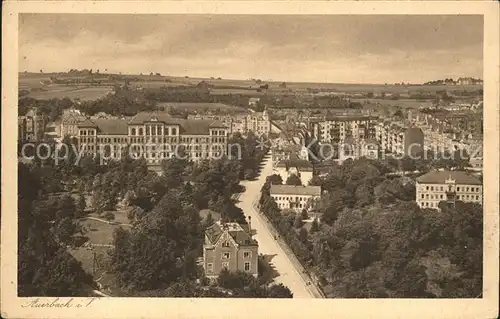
293,214,303,228
298,227,309,243
77,194,86,217
267,283,293,298
286,174,302,186
300,209,309,220
310,218,320,233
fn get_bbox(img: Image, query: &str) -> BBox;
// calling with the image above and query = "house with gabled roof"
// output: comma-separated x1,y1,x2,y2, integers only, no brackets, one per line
203,220,258,279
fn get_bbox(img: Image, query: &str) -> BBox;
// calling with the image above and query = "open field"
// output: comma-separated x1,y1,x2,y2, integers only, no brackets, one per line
20,72,482,101
158,102,246,112
27,87,113,100
352,98,435,109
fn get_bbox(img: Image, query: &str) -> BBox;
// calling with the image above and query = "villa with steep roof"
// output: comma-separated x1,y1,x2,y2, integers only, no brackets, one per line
415,170,482,210
77,111,229,164
203,220,258,279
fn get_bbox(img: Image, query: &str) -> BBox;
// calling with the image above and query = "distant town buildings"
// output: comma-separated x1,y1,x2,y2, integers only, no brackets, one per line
338,137,381,162
61,108,87,137
18,109,46,142
203,220,258,279
375,121,424,156
310,113,378,144
415,170,482,210
270,184,322,213
187,109,271,137
77,111,229,164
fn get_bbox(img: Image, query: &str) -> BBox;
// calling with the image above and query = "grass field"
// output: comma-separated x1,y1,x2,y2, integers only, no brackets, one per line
26,86,113,100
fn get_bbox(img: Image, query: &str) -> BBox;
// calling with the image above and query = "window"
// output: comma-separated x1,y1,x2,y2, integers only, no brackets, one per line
421,194,424,199
222,252,230,259
457,187,460,191
440,186,443,191
476,195,479,200
172,128,177,135
222,262,229,270
466,187,470,192
430,186,434,191
139,128,143,136
243,252,251,259
207,263,213,272
244,262,251,271
426,186,429,191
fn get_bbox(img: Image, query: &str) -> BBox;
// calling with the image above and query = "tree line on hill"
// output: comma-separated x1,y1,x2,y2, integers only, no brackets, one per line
259,157,482,298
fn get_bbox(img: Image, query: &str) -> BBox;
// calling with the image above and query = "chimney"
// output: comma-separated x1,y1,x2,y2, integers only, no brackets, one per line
247,216,252,234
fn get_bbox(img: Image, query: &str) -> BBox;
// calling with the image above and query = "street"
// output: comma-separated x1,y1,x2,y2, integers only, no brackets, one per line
236,154,318,298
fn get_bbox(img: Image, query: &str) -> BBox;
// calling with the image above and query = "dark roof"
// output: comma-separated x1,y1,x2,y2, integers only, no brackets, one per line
270,185,321,196
205,222,257,246
129,111,227,135
92,119,128,135
416,170,482,185
128,111,173,125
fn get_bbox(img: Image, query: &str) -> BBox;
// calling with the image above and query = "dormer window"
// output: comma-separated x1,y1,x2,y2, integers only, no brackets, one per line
151,116,158,122
222,241,230,247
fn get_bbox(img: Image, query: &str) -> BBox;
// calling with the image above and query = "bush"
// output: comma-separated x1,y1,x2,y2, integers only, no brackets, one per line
103,212,115,221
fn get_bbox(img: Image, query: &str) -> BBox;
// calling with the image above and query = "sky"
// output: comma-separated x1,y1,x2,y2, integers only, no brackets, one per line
19,14,483,84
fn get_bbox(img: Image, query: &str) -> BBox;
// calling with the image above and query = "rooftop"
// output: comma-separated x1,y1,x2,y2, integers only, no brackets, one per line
416,170,482,185
270,184,322,196
79,111,227,135
205,221,258,247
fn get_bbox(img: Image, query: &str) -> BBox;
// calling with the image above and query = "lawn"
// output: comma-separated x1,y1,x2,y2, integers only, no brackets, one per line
80,219,124,246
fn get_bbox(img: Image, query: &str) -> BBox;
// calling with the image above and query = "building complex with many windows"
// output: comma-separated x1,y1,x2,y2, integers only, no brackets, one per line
310,114,378,144
375,121,425,156
77,111,229,164
415,170,482,210
188,110,271,137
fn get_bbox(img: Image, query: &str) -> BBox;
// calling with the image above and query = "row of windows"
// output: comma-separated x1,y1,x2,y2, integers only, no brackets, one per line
277,202,306,209
206,262,252,272
423,185,481,192
130,127,177,136
272,196,310,202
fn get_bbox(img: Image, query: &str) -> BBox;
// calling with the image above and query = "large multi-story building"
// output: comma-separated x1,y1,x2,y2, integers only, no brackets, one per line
270,185,322,212
375,121,424,156
77,111,229,164
203,221,258,279
310,113,378,144
415,170,482,210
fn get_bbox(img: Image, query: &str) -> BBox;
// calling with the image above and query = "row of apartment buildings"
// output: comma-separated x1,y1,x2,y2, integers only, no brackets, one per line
187,109,271,137
309,113,425,158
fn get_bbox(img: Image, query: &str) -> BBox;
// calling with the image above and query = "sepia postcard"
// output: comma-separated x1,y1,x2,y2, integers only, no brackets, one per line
2,1,499,318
